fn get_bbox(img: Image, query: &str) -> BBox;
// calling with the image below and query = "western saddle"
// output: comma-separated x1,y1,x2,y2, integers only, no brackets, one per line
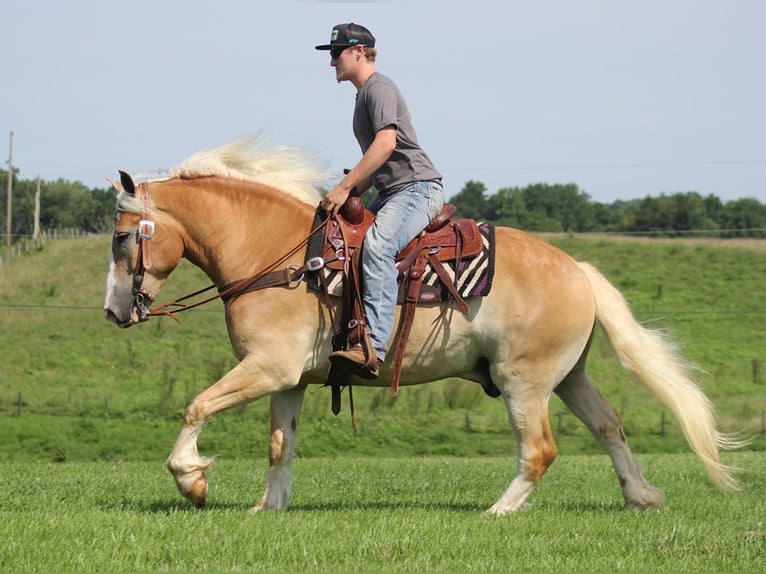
317,189,483,406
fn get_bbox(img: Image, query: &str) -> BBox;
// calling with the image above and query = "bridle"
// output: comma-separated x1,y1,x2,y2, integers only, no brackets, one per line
131,182,156,322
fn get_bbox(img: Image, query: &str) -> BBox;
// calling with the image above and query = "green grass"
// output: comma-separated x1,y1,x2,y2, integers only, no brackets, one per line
0,454,763,572
1,236,765,571
0,235,765,463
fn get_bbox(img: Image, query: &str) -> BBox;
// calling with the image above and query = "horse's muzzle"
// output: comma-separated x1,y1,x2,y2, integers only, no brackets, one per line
104,307,134,328
103,299,151,328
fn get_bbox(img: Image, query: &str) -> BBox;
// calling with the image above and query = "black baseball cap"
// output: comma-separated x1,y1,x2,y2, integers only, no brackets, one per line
315,23,376,51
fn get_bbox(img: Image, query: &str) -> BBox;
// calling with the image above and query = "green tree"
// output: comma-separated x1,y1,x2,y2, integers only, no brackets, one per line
592,201,620,231
39,179,86,229
720,198,766,238
669,192,718,234
486,187,528,228
632,195,669,233
450,180,488,219
518,182,593,232
630,192,719,236
1,169,116,241
703,194,724,223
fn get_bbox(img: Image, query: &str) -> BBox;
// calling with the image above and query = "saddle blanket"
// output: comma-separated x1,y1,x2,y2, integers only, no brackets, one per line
307,221,495,303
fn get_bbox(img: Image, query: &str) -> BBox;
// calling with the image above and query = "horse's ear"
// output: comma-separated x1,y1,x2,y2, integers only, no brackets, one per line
106,177,122,192
118,170,136,196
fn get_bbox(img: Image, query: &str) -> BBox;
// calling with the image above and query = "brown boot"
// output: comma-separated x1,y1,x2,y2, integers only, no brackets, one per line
329,347,379,379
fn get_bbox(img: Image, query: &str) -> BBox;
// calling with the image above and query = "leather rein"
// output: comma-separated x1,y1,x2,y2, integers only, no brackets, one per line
129,182,332,322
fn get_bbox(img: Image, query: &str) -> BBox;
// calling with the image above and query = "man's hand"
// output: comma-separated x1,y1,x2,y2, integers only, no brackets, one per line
320,184,352,217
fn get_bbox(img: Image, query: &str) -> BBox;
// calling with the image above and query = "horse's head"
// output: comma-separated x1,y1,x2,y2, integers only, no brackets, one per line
104,136,329,328
103,171,182,328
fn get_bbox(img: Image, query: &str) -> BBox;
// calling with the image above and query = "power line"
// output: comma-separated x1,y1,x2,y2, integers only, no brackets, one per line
440,159,766,174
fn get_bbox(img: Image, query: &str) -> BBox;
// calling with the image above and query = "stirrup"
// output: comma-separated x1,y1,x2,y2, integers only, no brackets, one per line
353,362,379,380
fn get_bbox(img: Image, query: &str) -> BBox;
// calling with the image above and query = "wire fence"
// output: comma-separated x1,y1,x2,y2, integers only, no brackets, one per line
0,229,95,272
7,389,766,440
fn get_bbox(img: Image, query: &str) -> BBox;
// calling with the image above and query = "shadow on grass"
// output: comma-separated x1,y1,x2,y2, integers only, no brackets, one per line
291,500,489,513
95,498,246,513
97,497,625,514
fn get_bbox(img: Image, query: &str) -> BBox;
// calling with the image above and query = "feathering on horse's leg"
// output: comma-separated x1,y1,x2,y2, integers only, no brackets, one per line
166,424,217,509
251,386,306,513
555,366,665,510
487,388,558,515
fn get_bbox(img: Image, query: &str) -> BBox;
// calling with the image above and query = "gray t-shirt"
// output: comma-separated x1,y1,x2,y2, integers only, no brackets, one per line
353,72,442,195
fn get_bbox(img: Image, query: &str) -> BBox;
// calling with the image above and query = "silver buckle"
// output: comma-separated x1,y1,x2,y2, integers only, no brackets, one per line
138,219,155,240
306,256,325,272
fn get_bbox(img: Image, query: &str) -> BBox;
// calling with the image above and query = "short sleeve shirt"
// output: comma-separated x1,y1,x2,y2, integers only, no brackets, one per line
353,72,442,194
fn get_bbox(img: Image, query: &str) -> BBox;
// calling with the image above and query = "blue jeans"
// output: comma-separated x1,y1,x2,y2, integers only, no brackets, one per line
362,181,445,361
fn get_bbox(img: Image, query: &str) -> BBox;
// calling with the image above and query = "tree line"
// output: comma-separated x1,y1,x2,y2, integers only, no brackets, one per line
448,181,766,237
2,169,764,241
1,170,115,239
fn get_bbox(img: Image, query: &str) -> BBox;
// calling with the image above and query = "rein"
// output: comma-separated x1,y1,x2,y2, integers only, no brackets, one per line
143,212,331,322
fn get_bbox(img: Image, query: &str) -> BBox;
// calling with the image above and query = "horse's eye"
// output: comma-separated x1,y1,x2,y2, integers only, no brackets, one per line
114,231,131,243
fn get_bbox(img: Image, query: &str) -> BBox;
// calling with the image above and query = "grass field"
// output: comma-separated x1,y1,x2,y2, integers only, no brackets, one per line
1,233,765,571
1,453,764,572
1,234,764,462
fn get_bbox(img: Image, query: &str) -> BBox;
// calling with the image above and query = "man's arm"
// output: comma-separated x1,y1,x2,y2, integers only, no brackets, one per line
320,125,396,216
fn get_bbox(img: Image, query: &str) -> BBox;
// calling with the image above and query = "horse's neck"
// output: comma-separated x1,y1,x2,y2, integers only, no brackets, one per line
157,178,316,286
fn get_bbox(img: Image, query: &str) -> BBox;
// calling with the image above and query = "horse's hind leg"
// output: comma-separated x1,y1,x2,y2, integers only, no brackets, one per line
251,386,306,513
554,368,665,510
488,374,559,515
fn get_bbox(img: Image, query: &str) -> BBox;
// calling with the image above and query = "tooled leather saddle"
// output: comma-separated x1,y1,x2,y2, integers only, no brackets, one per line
312,189,484,402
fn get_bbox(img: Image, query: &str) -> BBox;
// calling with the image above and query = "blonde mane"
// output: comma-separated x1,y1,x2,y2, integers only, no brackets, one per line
169,134,329,205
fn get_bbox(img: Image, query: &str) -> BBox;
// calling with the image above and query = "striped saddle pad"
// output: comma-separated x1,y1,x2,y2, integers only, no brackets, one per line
307,221,495,304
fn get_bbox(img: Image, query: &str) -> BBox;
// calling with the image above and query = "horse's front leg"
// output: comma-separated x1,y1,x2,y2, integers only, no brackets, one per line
251,385,306,513
166,354,299,508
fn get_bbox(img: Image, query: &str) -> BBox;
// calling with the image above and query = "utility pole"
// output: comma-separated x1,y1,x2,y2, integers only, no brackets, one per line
6,131,13,251
33,177,41,241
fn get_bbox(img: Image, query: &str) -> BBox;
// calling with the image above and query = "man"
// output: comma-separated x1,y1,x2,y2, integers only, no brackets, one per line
316,23,445,378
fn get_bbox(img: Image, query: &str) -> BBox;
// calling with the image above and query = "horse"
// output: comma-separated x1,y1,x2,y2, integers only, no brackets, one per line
103,136,744,515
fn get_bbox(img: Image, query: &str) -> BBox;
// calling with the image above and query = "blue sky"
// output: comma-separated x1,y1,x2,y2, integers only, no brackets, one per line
2,0,764,203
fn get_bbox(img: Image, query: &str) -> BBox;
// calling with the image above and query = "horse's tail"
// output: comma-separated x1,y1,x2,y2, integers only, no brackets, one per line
577,261,748,491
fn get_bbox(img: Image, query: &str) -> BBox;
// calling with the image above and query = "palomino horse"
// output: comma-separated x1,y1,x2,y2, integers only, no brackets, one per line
103,137,743,514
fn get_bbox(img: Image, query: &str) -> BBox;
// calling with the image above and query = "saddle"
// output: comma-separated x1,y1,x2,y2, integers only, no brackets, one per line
316,189,483,401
